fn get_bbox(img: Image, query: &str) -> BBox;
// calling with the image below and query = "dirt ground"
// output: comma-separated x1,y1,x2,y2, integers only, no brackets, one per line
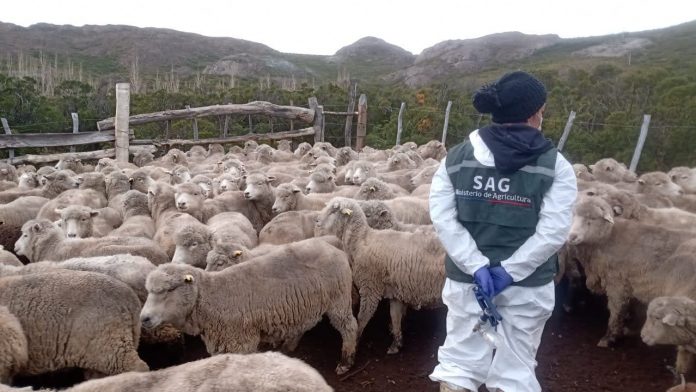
15,285,679,391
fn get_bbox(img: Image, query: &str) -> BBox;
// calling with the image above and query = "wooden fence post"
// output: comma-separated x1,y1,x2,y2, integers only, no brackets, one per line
223,115,230,138
356,94,367,151
186,105,199,141
629,114,651,172
248,115,253,134
395,102,406,146
1,118,14,161
114,83,130,163
308,97,324,144
557,111,576,152
289,100,295,131
441,101,452,145
344,83,357,148
70,112,79,153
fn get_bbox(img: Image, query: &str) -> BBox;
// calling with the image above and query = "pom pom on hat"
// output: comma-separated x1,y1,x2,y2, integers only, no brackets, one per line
472,71,547,124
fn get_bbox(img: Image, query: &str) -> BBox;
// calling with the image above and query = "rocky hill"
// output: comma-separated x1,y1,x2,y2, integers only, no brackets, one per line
1,19,694,87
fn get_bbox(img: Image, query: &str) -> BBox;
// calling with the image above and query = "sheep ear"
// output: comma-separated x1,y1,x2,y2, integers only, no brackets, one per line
588,164,596,171
638,179,645,185
32,223,43,233
379,210,389,217
55,208,64,214
662,312,684,327
266,176,276,183
162,170,173,176
183,274,194,283
602,212,614,224
233,250,243,257
332,202,340,210
341,208,353,216
292,186,302,194
369,186,376,192
612,205,624,216
90,211,99,218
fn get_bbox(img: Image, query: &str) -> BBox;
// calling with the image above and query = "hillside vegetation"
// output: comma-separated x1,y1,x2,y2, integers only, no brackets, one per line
0,20,695,171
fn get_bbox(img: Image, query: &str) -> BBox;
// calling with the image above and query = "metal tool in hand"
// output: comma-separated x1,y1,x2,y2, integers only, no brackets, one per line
472,285,504,348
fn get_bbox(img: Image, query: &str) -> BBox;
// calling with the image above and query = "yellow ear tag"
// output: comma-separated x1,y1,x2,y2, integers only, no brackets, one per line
233,250,243,257
184,274,194,283
341,208,353,216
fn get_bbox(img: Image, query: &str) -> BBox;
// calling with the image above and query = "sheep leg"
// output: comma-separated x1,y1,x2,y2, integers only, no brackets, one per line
356,287,381,338
598,284,630,347
676,346,695,377
387,299,407,354
280,334,304,352
327,304,358,375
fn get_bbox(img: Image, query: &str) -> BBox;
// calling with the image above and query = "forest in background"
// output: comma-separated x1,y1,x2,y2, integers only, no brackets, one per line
1,21,695,172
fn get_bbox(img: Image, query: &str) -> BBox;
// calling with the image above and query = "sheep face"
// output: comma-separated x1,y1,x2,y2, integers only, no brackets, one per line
387,153,416,172
18,172,39,190
205,243,247,272
172,225,211,268
567,197,615,245
78,172,106,191
191,176,214,199
277,140,292,152
418,141,446,160
590,158,636,183
272,184,301,214
58,206,98,238
129,171,152,193
44,171,80,190
0,163,17,182
123,190,149,216
243,140,259,153
15,219,56,259
244,173,274,200
312,163,336,177
105,171,130,195
669,167,696,194
208,144,225,156
186,146,207,161
174,183,205,213
55,156,84,172
641,296,695,347
168,165,191,185
351,163,373,186
359,201,394,230
213,175,240,195
142,265,199,330
306,172,335,194
294,142,312,158
638,172,684,197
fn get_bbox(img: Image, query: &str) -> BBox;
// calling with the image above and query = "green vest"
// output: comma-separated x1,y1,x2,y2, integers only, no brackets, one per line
444,141,558,287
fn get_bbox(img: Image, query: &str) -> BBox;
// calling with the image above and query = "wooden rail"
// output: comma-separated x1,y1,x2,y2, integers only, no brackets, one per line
0,130,132,149
7,145,156,165
131,127,315,147
97,101,315,131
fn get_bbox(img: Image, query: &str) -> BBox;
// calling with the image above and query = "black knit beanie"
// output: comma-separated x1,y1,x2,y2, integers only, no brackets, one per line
472,71,547,124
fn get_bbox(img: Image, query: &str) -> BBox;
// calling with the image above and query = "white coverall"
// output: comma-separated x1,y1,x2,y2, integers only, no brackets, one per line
429,130,577,392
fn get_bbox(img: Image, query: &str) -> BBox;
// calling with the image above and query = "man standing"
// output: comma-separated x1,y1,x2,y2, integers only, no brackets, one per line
429,71,577,392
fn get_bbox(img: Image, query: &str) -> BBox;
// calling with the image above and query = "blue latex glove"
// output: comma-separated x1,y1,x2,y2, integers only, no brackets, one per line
490,266,514,296
473,267,494,298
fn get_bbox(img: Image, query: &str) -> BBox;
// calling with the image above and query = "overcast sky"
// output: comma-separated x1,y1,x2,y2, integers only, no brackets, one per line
3,0,695,55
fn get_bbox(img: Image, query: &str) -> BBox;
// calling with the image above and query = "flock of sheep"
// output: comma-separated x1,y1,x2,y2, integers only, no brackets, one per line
0,136,694,391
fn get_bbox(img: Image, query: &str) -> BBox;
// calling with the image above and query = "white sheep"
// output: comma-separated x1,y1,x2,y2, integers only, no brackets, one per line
110,190,156,239
272,183,327,214
148,182,201,258
0,270,148,377
15,219,169,265
140,237,357,374
0,254,155,303
172,212,257,268
259,210,319,245
63,352,332,392
315,197,445,354
0,305,27,384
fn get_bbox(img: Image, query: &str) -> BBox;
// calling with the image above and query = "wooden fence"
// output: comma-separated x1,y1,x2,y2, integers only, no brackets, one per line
0,83,369,164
